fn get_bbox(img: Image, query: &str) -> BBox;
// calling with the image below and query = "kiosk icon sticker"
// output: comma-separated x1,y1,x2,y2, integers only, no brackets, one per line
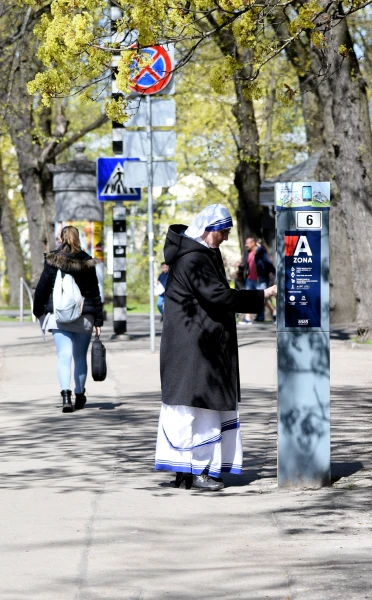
276,181,330,209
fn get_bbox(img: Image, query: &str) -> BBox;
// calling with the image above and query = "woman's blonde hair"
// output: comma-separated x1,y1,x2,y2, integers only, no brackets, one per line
60,226,82,254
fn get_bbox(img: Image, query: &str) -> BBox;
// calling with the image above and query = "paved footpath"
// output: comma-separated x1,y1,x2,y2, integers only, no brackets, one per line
0,319,371,600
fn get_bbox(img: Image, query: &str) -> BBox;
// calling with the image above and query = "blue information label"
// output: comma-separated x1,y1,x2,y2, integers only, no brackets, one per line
284,230,321,327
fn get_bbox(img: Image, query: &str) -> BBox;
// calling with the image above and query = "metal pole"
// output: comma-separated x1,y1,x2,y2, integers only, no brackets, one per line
23,280,36,322
146,95,156,353
19,277,23,323
19,278,36,323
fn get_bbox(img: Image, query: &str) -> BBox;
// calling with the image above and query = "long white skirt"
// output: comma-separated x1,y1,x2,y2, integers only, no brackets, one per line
155,403,243,478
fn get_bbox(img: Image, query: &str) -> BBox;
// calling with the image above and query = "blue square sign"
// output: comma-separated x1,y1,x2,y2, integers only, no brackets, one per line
97,157,141,202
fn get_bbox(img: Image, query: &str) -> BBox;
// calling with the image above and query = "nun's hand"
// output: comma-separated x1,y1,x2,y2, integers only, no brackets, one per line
264,285,277,299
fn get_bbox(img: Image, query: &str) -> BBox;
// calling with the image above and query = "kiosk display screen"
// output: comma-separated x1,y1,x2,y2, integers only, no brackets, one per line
302,186,312,201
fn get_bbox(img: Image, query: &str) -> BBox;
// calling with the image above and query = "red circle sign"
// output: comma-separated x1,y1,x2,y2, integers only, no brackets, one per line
128,45,173,95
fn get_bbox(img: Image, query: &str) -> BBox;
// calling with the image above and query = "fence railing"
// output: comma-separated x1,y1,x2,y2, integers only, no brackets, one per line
20,278,36,323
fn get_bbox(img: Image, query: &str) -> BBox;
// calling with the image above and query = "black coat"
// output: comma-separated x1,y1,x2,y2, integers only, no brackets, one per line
33,250,104,326
160,225,264,412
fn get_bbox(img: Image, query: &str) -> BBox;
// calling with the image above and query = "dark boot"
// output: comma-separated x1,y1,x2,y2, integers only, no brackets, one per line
175,472,193,489
75,389,86,411
61,390,73,413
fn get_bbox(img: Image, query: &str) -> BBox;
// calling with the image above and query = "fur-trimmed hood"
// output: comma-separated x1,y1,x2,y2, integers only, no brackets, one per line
45,250,99,272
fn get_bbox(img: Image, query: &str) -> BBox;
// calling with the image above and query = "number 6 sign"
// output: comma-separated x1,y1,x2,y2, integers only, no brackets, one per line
296,212,322,229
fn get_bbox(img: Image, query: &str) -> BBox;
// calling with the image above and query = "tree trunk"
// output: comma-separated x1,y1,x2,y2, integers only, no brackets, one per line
274,12,356,325
4,54,53,288
310,59,356,325
207,23,262,250
302,90,324,153
0,152,24,305
232,46,262,247
320,16,372,339
260,86,276,182
1,5,108,290
325,186,355,324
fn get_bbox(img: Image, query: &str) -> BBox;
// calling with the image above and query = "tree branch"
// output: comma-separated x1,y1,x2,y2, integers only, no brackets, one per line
49,113,109,161
0,3,52,53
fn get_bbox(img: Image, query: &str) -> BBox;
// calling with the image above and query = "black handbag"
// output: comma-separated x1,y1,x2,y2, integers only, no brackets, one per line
91,334,107,381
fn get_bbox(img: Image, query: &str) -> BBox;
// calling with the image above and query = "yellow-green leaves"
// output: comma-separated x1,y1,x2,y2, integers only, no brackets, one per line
26,0,107,104
232,11,256,48
242,81,262,101
289,0,321,37
338,45,351,58
311,30,326,49
27,69,73,106
24,0,364,121
210,55,242,93
105,96,128,123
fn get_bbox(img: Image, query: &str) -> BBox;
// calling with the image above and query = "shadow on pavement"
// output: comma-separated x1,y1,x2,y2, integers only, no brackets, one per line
331,460,364,483
1,382,371,496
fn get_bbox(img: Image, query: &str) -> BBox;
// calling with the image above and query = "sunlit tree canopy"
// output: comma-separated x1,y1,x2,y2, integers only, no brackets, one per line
24,0,372,121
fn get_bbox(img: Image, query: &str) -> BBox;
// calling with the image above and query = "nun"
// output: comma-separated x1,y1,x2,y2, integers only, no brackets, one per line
155,205,277,490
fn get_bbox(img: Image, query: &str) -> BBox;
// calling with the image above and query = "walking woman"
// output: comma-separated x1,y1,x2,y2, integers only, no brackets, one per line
33,226,103,413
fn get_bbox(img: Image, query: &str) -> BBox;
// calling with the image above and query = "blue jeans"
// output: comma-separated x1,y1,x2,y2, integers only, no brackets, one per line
52,330,92,393
244,278,268,292
157,294,165,315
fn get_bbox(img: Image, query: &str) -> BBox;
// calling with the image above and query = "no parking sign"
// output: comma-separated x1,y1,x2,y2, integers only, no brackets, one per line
129,45,174,95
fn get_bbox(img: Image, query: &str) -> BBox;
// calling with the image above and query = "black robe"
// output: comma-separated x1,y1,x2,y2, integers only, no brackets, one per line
160,225,264,412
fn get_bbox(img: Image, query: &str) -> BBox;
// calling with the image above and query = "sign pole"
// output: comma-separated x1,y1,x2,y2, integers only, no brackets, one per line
147,95,156,353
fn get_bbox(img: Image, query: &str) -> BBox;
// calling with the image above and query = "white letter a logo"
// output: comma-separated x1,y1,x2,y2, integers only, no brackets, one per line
294,236,312,256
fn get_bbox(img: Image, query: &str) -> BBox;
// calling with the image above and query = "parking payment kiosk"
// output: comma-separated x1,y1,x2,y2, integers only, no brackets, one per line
276,182,331,488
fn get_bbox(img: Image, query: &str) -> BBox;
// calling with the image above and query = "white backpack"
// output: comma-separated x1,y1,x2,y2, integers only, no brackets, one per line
53,269,84,323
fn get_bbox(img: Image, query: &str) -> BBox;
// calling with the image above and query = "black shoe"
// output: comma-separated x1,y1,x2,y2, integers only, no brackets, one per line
61,390,73,413
192,473,224,491
75,388,86,410
175,472,193,489
254,315,265,322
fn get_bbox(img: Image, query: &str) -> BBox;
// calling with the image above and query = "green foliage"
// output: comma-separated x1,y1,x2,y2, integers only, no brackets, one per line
232,11,257,48
175,43,239,215
243,81,263,101
210,55,243,93
24,0,369,117
288,0,320,37
254,57,308,178
126,253,151,304
345,8,372,94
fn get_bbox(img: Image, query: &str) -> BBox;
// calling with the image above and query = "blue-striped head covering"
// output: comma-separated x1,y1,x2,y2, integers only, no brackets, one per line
184,204,233,239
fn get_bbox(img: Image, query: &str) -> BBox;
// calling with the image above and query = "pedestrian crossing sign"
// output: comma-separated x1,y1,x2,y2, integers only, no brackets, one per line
97,158,141,202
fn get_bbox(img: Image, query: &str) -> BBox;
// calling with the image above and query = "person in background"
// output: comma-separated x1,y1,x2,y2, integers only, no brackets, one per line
258,239,277,323
239,236,276,324
155,262,169,320
33,226,103,413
